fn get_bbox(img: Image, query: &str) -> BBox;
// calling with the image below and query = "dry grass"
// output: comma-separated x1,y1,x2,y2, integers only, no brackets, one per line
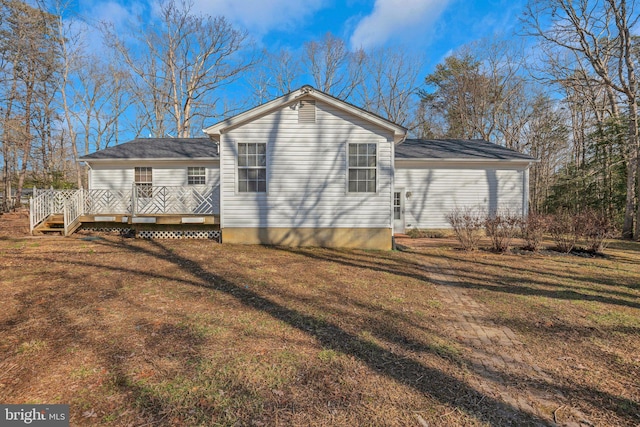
1,210,639,426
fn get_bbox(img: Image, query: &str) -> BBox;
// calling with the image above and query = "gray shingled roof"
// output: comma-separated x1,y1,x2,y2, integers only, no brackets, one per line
80,138,218,160
395,139,535,161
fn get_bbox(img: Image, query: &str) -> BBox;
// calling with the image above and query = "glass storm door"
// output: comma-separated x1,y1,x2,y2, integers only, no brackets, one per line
393,190,405,234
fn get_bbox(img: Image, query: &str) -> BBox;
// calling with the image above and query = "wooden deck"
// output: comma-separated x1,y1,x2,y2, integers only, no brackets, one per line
30,187,220,238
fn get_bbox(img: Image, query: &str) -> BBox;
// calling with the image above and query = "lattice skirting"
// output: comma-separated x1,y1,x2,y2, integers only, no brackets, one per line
138,230,221,241
81,227,132,233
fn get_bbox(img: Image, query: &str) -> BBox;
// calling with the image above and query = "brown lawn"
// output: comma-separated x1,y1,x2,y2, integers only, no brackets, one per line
0,209,638,426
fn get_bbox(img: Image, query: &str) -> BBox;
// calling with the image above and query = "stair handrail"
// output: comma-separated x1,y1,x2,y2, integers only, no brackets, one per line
63,189,84,236
29,190,54,234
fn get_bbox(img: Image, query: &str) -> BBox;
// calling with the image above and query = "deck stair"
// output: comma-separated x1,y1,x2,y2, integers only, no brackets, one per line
35,214,65,234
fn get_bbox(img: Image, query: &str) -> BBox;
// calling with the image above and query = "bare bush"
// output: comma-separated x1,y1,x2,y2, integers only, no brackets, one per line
521,213,549,252
446,207,484,251
484,209,523,253
577,210,616,254
549,210,578,253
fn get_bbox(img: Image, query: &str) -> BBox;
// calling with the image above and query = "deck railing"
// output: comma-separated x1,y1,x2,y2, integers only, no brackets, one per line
84,189,133,214
30,191,53,233
133,185,216,215
30,186,218,235
63,190,84,236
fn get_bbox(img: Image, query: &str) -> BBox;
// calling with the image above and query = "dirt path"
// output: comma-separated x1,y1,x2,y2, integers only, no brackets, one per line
429,266,593,427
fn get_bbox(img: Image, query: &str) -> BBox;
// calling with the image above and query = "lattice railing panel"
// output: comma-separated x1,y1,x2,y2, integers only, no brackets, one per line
35,189,78,213
30,192,52,232
84,189,132,214
64,191,84,236
134,186,216,215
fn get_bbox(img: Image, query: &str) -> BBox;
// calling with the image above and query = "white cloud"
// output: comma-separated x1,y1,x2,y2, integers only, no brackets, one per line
81,1,145,28
191,0,328,35
75,0,146,52
349,0,452,50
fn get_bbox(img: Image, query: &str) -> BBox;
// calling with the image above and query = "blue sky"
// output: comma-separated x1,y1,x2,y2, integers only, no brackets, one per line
76,0,528,81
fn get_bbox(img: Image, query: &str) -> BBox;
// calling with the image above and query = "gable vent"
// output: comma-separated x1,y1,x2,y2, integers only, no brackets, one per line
298,100,316,124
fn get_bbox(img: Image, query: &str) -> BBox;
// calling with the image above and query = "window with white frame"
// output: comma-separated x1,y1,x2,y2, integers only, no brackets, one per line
134,167,152,198
348,143,376,193
187,167,206,185
238,143,266,192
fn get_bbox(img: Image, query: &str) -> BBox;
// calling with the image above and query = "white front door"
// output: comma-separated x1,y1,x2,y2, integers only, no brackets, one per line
393,189,405,234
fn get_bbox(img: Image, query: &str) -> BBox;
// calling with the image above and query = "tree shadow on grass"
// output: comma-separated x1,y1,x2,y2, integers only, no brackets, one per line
269,245,640,423
74,238,549,426
280,246,640,310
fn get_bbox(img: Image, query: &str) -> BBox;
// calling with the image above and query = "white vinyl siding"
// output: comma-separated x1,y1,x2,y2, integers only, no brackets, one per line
221,99,393,229
395,163,527,229
88,165,134,190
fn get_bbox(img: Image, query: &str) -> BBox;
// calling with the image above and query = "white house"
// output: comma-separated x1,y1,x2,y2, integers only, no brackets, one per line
32,86,535,250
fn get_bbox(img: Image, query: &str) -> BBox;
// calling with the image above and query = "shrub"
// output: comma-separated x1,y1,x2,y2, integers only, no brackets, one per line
548,210,578,253
521,213,549,252
406,228,447,238
446,207,484,251
577,210,616,254
407,228,428,238
484,209,523,253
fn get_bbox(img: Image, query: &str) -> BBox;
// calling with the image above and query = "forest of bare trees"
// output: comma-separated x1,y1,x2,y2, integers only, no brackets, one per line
0,0,639,238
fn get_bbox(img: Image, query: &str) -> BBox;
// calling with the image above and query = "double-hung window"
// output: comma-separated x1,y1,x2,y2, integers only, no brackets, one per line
238,143,266,193
348,143,376,193
187,167,206,185
134,167,152,198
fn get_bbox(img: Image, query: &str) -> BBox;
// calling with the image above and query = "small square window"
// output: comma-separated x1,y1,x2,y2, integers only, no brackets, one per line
188,167,206,185
134,167,152,198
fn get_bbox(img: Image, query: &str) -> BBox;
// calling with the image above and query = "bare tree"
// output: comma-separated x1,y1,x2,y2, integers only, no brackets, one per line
53,1,83,188
357,47,423,126
523,0,640,237
524,95,571,212
248,48,301,104
0,0,60,207
303,33,365,100
104,0,256,138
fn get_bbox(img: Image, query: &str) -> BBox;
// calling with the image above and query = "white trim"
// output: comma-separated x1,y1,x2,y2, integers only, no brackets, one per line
395,158,538,165
393,188,405,234
132,217,156,224
390,138,396,228
181,217,205,223
523,168,530,215
219,134,225,229
187,166,207,185
82,157,219,162
395,159,534,169
346,141,379,194
235,141,267,194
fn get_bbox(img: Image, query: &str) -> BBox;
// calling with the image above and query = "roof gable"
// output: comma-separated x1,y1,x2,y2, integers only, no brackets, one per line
203,85,407,143
395,139,537,162
80,138,218,161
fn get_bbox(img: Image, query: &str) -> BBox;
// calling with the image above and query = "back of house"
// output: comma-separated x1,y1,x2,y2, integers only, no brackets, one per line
32,85,536,249
204,85,406,250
